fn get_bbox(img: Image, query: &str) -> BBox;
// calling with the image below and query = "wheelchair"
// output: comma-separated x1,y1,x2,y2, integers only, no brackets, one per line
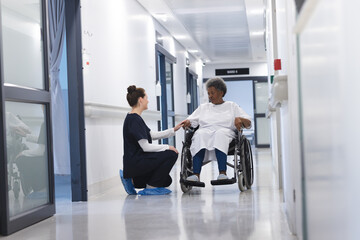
179,127,254,193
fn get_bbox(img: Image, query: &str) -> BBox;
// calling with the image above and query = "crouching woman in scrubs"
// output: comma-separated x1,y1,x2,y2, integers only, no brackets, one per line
182,77,252,182
120,85,183,195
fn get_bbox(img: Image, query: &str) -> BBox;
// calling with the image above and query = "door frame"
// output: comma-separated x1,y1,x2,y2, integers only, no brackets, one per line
64,0,87,202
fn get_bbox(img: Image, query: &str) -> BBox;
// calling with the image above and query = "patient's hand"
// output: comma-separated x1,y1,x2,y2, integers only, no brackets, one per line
235,117,243,130
181,120,191,129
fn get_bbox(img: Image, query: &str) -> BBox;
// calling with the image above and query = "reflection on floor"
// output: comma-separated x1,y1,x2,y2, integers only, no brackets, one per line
0,148,297,240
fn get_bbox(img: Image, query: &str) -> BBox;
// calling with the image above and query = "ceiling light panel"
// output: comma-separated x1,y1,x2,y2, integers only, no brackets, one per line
165,0,251,61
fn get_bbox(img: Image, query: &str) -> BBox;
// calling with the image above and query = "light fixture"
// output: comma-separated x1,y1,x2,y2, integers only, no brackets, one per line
155,81,162,97
173,35,188,40
250,31,264,36
247,9,264,15
188,49,199,53
186,93,191,104
186,58,190,66
153,13,168,22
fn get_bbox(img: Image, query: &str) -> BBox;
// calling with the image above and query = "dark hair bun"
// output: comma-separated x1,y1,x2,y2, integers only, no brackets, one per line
127,85,136,94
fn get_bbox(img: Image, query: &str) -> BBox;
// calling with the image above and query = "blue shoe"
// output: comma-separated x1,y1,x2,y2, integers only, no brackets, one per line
138,188,172,195
119,170,137,195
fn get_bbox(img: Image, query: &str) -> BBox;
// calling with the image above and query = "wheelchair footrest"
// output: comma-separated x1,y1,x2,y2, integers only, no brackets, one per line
210,178,236,185
181,179,205,187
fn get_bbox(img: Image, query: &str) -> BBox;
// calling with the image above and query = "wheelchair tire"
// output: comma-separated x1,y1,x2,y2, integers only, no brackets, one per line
237,172,246,192
180,145,193,193
243,138,254,189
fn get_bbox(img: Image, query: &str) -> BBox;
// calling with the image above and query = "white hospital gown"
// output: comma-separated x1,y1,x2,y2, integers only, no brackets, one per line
187,101,251,160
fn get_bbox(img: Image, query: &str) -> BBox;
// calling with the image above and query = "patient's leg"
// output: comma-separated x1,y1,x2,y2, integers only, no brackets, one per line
215,148,227,174
192,148,206,176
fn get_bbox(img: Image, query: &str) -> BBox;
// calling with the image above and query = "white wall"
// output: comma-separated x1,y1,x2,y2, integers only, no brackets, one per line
270,0,302,238
297,0,360,239
284,1,302,238
80,0,200,196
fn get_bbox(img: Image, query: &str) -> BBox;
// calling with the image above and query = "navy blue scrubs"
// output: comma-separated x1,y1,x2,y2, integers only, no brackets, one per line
123,113,178,188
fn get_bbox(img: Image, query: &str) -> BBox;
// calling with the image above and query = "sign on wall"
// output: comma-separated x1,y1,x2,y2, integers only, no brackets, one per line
215,68,249,76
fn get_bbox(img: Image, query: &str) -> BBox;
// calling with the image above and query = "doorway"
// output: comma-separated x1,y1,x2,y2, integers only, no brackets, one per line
210,76,270,148
224,80,255,145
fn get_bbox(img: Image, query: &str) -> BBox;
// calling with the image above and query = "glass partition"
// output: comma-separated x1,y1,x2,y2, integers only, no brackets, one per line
5,102,49,219
1,0,45,89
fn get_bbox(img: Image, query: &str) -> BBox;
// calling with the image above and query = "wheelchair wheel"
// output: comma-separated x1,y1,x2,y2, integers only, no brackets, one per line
243,138,254,189
180,145,193,193
237,172,246,192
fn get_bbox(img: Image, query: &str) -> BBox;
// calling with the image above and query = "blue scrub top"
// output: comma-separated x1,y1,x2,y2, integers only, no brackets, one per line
122,113,152,178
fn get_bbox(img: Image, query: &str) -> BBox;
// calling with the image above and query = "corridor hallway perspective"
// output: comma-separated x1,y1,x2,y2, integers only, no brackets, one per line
0,148,296,240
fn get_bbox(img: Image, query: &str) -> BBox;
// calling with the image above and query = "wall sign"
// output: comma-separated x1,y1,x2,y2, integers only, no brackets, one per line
215,68,249,76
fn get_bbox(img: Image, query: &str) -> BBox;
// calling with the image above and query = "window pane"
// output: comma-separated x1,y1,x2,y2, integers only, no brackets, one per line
167,116,175,146
255,82,268,113
256,117,270,145
1,0,45,89
6,102,49,218
165,62,174,111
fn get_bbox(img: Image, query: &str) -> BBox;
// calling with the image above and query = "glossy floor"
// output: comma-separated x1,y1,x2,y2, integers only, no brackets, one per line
1,148,297,240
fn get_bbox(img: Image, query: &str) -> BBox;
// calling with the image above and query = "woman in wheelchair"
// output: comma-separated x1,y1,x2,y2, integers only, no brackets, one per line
181,77,251,183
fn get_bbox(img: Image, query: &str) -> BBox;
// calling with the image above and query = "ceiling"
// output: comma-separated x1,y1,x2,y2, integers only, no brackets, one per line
137,0,267,65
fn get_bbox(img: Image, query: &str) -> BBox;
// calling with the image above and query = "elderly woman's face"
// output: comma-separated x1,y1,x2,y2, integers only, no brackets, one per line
207,86,223,104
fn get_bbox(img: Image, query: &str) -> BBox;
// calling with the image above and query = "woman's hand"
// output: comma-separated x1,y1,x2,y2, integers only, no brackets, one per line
181,119,191,129
174,122,184,131
235,117,243,130
169,146,179,154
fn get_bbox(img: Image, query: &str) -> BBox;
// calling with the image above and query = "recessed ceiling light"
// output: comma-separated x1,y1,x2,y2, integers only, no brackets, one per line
188,49,199,53
247,9,264,15
153,13,168,22
173,35,188,40
250,31,264,36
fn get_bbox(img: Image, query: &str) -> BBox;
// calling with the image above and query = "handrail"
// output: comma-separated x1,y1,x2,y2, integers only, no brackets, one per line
84,102,161,120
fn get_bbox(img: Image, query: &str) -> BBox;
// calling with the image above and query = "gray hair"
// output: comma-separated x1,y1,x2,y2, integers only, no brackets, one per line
205,77,227,97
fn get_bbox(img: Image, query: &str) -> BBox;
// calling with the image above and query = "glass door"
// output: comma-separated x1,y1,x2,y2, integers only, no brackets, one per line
253,80,270,147
155,44,176,146
0,0,54,235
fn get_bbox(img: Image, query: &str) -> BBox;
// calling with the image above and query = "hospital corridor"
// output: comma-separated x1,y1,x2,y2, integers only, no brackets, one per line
1,0,360,240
